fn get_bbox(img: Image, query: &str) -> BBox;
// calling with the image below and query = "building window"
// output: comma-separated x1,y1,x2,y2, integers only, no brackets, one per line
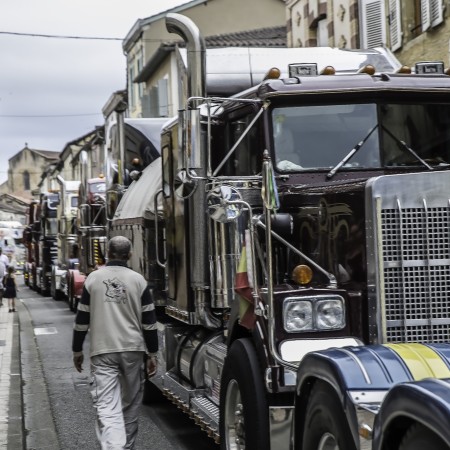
317,18,329,47
23,170,30,190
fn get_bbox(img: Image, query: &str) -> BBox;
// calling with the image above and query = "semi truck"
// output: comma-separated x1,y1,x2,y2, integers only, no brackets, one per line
66,160,107,312
23,200,38,288
50,177,80,300
66,117,166,311
108,13,450,450
24,192,59,294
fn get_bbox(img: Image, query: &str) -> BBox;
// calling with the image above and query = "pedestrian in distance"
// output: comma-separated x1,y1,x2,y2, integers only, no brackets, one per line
72,235,158,450
4,266,18,312
0,247,9,269
0,260,6,307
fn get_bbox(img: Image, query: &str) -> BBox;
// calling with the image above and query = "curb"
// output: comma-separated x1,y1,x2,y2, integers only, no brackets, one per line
7,306,24,449
18,300,59,449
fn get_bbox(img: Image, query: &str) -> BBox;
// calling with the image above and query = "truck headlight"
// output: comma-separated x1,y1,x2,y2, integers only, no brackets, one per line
283,300,313,332
316,298,345,330
283,295,345,333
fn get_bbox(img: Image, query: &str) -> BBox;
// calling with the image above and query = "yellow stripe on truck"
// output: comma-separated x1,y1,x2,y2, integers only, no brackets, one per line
385,343,450,380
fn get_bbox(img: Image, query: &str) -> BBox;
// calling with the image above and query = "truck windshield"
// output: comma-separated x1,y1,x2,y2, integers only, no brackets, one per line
273,103,450,171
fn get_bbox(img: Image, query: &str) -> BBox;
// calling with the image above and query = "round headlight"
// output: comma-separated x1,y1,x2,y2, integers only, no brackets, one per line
316,298,345,330
284,300,313,332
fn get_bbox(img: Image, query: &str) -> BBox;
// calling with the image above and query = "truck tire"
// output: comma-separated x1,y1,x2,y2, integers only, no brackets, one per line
399,423,448,450
219,338,269,450
301,380,356,450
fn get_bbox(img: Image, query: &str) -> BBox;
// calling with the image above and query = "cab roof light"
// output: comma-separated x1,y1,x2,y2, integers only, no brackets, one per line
263,67,281,81
357,64,376,75
320,65,336,75
396,65,412,74
288,63,318,77
415,61,445,74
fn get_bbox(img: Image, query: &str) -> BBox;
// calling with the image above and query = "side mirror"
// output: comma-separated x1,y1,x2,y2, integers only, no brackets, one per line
175,169,197,199
207,185,243,223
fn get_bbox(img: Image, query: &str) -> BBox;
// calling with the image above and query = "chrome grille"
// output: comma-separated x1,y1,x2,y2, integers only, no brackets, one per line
366,172,450,344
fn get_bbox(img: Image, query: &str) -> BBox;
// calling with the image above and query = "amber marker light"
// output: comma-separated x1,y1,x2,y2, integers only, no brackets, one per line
358,64,376,75
292,264,313,285
320,66,336,75
263,67,281,80
396,65,412,74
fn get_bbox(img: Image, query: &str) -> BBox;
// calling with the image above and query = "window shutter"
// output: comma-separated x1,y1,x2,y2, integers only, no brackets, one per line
360,0,386,48
149,86,159,117
421,0,431,31
431,0,443,27
141,94,151,118
158,78,169,117
389,0,402,51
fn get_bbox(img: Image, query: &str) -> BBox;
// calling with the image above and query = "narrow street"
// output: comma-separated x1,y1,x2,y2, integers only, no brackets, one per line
6,275,218,450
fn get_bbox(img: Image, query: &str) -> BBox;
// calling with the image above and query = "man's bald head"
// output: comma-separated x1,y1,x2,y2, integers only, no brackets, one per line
107,236,131,261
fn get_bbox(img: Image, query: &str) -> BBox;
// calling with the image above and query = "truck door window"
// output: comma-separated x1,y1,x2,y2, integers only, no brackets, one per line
216,113,262,176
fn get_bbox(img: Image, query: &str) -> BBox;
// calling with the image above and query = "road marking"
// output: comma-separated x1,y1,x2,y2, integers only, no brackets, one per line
34,327,58,335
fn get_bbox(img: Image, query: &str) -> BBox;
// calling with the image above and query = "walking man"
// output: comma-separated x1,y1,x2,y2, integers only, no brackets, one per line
72,236,158,449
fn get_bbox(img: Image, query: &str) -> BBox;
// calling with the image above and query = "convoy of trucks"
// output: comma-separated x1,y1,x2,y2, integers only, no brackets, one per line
24,192,59,295
50,177,80,300
21,11,450,450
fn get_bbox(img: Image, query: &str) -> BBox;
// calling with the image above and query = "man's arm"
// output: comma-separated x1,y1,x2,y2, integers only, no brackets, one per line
141,286,158,376
72,285,90,372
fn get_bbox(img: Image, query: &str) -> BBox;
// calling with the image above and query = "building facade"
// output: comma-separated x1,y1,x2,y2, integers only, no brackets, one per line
123,0,286,118
285,0,449,68
0,146,59,198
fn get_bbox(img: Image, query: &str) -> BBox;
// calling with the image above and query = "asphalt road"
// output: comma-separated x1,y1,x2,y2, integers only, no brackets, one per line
18,276,218,450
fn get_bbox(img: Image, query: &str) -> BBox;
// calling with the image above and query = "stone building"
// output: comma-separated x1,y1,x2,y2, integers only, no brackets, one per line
285,0,448,68
0,145,59,199
40,128,105,193
123,0,286,118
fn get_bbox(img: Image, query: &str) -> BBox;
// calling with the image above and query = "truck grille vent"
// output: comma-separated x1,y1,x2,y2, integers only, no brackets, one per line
382,205,450,343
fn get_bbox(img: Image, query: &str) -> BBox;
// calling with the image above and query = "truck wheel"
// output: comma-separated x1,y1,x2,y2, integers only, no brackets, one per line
302,380,356,450
399,423,448,450
219,338,269,450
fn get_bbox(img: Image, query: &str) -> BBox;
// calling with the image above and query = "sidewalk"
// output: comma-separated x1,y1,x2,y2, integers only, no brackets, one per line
0,299,22,449
0,287,59,450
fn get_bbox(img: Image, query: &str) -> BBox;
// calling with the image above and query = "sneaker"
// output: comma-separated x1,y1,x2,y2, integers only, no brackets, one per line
8,309,12,313
12,309,16,312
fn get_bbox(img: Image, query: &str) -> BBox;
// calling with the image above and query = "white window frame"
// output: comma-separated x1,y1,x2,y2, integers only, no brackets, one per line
359,0,386,49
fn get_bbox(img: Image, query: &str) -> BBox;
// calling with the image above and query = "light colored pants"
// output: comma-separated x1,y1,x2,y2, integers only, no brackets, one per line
90,352,145,450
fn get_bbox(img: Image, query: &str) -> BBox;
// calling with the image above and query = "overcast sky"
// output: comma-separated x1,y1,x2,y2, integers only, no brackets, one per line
0,0,191,184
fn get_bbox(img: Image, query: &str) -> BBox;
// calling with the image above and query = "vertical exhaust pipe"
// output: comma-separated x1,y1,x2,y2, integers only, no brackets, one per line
165,14,219,328
166,13,206,101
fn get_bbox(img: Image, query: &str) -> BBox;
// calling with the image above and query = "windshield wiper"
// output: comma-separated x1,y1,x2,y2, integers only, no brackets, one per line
382,125,433,171
327,124,379,179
